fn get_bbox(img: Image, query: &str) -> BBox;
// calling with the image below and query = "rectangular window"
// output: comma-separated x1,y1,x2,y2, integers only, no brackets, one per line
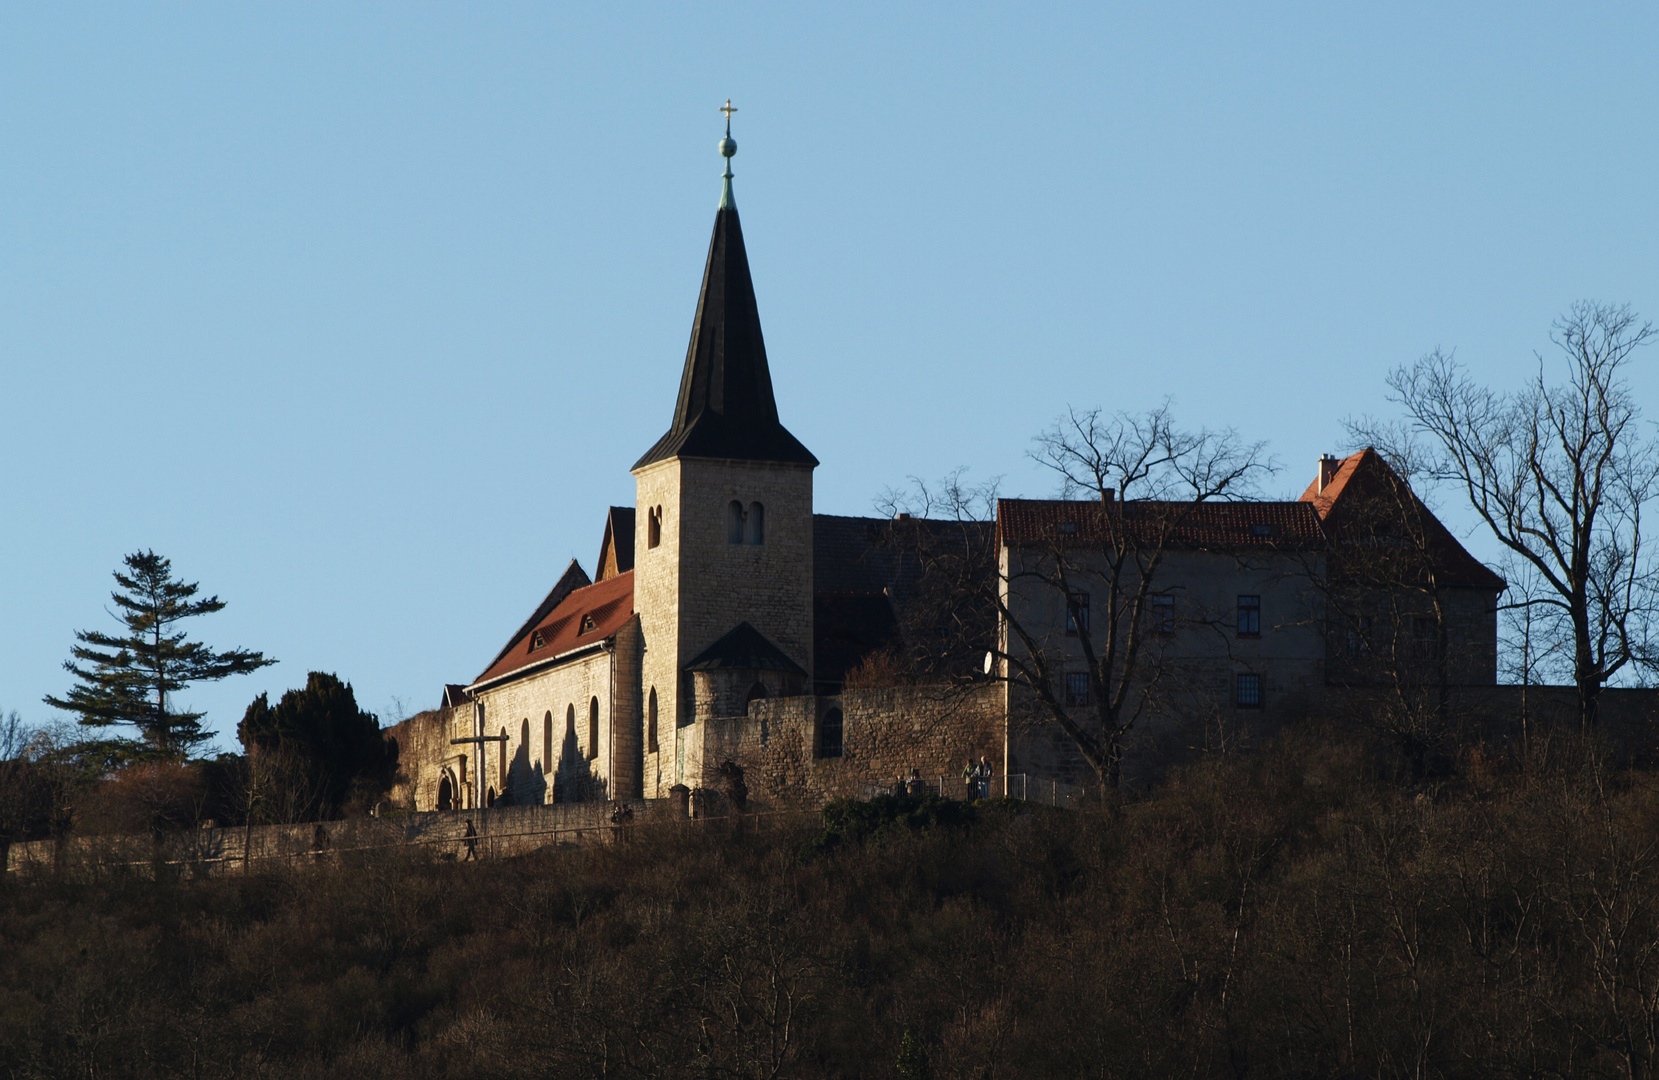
1151,595,1175,635
1346,615,1373,657
1412,616,1438,661
1237,595,1261,636
1066,592,1090,635
1064,672,1091,706
1235,673,1262,709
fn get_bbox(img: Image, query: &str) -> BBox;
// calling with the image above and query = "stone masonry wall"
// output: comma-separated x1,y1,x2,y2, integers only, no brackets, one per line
476,646,616,806
698,684,1004,806
6,799,673,877
633,456,816,798
385,705,475,811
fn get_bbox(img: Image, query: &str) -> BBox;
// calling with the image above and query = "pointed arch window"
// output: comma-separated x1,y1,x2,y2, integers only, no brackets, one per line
648,505,663,548
565,704,575,740
745,681,769,712
587,697,600,760
543,711,553,768
647,688,659,753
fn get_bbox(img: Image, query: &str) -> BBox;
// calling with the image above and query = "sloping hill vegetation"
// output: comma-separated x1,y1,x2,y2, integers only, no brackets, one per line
6,729,1659,1079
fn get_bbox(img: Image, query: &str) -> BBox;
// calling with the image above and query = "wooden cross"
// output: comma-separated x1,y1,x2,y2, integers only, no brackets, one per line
450,729,508,810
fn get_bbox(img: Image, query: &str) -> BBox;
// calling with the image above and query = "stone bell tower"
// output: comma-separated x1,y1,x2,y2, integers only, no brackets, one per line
631,104,817,795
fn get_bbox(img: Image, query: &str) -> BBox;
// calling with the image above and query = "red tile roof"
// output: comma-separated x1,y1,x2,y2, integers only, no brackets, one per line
997,499,1325,550
472,570,635,687
1298,448,1505,590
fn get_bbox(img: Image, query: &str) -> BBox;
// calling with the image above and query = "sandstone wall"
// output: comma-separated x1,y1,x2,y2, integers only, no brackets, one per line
697,684,1005,805
384,705,474,811
6,799,672,877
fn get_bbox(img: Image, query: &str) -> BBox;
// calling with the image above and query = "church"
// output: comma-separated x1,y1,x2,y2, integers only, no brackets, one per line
386,115,1510,813
388,116,1005,813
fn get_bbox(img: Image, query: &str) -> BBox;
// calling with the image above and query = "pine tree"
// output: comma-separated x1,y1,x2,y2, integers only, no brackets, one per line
239,672,399,821
45,551,274,757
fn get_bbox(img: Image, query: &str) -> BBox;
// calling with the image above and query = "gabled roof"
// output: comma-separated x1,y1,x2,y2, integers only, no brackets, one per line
997,499,1326,550
633,203,817,470
476,559,591,679
472,570,635,688
598,506,635,581
1298,448,1506,591
685,621,807,675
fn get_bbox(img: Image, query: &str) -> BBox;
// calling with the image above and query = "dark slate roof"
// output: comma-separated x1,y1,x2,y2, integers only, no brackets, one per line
685,621,807,675
997,499,1326,550
812,514,998,685
598,506,635,579
633,205,817,469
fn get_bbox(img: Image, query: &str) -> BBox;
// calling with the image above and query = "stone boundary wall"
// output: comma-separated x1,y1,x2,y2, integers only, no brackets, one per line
6,798,672,877
701,683,1005,805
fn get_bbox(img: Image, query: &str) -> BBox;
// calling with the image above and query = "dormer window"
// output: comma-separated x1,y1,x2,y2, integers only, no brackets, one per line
530,630,547,652
1058,521,1077,535
1251,523,1273,538
580,613,597,634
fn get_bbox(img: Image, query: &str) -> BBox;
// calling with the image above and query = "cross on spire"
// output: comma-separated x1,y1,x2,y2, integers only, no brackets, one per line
721,98,738,136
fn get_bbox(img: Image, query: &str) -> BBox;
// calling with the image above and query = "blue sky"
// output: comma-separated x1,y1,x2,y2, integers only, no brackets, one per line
3,2,1656,748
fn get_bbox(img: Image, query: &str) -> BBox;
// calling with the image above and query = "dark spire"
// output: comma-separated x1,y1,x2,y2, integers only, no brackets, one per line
633,107,816,471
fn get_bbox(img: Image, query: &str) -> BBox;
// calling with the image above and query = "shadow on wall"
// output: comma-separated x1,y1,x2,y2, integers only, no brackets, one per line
555,727,596,803
506,740,548,806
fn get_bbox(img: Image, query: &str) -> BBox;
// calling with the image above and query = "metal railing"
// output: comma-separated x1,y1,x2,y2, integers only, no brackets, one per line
857,773,1087,808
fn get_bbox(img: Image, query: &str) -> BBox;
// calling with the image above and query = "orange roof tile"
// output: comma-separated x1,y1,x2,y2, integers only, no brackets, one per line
997,499,1325,550
472,570,635,688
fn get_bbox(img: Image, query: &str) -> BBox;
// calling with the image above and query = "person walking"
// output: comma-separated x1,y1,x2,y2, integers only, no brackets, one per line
462,818,479,861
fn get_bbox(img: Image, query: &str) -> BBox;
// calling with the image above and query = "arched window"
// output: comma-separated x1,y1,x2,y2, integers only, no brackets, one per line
520,718,529,761
819,707,844,759
647,688,659,753
746,502,765,545
499,728,508,785
648,505,662,548
543,711,552,767
566,704,575,738
486,787,497,807
437,772,454,811
587,697,600,760
745,681,769,713
727,500,746,544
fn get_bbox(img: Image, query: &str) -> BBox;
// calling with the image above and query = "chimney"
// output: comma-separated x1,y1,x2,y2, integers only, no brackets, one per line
1317,454,1341,494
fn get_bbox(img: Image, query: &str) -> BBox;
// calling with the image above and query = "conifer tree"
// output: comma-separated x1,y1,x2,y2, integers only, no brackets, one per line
45,551,274,757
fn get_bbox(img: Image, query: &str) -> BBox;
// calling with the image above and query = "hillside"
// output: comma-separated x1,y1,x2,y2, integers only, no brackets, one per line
5,731,1659,1079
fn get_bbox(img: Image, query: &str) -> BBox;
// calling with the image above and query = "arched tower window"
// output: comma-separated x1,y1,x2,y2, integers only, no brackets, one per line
819,707,844,759
727,500,746,544
587,697,600,760
647,688,659,753
543,711,552,767
648,505,662,548
746,502,765,545
745,681,769,713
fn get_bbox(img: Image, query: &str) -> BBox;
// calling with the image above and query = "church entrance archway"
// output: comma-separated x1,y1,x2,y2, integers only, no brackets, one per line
437,772,455,811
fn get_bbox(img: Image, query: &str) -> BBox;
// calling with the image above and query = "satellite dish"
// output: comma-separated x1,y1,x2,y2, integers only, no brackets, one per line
983,651,995,675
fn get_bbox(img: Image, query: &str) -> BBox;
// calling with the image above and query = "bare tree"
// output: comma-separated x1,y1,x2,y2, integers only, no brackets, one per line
1384,302,1659,726
884,403,1273,788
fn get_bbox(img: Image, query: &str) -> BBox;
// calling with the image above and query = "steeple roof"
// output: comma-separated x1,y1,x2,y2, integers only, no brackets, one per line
633,132,816,470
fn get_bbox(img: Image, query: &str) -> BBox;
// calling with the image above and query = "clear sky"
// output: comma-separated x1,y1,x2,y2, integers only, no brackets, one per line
3,2,1656,749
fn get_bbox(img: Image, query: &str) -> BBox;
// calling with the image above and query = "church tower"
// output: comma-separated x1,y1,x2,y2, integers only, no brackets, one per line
631,106,817,794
